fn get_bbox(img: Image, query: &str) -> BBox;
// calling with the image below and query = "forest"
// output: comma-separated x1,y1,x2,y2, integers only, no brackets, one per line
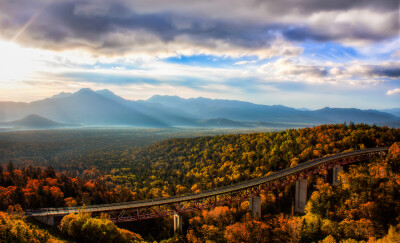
0,124,400,242
0,127,265,172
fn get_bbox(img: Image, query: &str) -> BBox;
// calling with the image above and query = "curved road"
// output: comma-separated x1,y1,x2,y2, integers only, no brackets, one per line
26,146,389,217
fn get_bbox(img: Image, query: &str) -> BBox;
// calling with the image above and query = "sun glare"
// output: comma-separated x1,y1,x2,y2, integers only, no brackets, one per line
0,41,40,82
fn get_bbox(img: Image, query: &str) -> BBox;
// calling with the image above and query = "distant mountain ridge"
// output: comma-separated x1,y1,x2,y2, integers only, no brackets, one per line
147,95,325,123
312,107,397,124
381,108,400,117
147,95,399,124
0,88,399,129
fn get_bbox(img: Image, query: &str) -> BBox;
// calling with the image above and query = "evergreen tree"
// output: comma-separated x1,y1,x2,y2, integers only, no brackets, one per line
45,166,56,178
0,164,3,185
7,161,15,178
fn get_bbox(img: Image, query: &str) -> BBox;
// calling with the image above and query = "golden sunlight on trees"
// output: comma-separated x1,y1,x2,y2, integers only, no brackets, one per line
0,212,57,242
58,212,143,243
224,215,272,243
1,124,400,242
387,142,400,172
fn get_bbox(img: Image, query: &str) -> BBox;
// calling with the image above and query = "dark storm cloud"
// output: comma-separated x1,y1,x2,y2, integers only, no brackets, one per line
282,13,399,43
0,0,398,56
1,1,281,53
256,0,399,14
3,1,174,43
372,66,400,78
283,25,398,43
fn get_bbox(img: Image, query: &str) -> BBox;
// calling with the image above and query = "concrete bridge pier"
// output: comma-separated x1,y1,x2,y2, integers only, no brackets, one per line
34,215,54,226
332,166,343,186
249,195,261,219
295,179,307,213
174,213,183,233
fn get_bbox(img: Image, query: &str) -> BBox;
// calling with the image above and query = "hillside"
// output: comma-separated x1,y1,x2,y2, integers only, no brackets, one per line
0,125,400,242
109,124,400,198
0,114,64,129
182,147,400,243
312,107,397,124
2,124,399,206
1,148,400,242
382,108,400,117
197,118,249,127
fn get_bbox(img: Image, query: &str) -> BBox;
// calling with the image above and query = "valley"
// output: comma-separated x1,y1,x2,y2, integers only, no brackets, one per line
0,124,400,242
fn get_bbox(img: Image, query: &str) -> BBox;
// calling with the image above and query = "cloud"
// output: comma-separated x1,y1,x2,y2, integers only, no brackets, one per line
259,58,331,84
0,0,397,59
0,1,301,58
387,88,400,95
392,50,400,58
234,60,258,65
342,61,400,79
259,58,400,85
283,9,399,45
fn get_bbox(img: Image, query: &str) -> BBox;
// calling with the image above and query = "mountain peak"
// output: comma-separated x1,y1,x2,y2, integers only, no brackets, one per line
74,88,96,95
24,114,46,120
96,89,115,95
148,94,181,99
95,89,128,103
147,95,184,103
51,92,72,99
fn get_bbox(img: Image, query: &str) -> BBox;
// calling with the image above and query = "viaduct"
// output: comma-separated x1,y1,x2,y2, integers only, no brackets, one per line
26,147,389,232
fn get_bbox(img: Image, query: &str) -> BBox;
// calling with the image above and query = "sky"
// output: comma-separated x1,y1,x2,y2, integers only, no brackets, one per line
0,0,399,109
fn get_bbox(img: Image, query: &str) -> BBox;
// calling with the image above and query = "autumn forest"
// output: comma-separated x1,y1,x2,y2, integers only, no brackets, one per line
1,124,400,242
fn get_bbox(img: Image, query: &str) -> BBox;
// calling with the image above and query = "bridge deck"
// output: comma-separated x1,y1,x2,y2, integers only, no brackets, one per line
25,147,389,217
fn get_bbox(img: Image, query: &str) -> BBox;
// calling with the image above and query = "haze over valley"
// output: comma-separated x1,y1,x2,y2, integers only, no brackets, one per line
0,88,399,130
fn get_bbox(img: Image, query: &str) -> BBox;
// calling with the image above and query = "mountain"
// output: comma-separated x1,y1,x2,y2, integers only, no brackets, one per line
197,118,249,128
296,107,313,111
0,114,63,129
381,108,400,118
0,89,167,127
50,92,73,99
0,89,399,128
147,95,399,125
95,90,197,126
312,107,398,124
31,88,169,127
147,95,326,123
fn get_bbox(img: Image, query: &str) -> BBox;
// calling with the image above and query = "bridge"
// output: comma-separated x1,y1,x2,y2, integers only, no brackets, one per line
26,147,389,231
